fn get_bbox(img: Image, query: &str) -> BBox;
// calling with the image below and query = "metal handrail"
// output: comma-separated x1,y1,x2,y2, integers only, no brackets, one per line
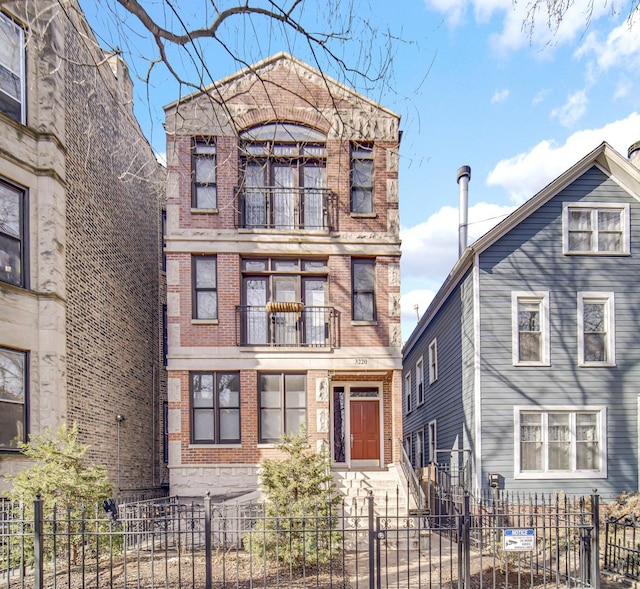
397,438,427,512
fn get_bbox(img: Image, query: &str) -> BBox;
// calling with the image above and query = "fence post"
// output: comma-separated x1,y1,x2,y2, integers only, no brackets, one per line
204,493,212,589
367,491,375,589
591,490,600,589
33,493,43,589
463,491,471,589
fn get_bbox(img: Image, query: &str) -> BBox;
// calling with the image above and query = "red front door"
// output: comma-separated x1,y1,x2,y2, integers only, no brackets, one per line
350,400,380,460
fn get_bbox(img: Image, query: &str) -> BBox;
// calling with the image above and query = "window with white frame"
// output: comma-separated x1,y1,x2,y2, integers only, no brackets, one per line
0,13,25,124
563,203,629,255
512,292,549,365
428,420,437,464
416,357,424,405
192,137,217,209
415,429,424,468
0,346,27,450
428,339,438,383
404,370,411,414
515,407,606,478
578,292,615,366
192,255,217,320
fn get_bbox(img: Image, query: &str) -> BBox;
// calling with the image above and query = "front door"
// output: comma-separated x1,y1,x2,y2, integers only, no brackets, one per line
350,400,380,460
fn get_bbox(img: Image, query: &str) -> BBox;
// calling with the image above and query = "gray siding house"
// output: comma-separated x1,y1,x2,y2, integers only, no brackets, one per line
403,141,640,498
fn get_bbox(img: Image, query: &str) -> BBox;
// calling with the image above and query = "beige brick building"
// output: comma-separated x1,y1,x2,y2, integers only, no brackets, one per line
0,0,166,495
164,54,403,497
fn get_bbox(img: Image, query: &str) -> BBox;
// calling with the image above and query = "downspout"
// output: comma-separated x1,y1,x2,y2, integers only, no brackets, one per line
457,165,471,257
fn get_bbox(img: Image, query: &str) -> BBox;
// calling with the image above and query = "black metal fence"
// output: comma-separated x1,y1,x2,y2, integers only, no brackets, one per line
1,491,604,588
604,515,640,580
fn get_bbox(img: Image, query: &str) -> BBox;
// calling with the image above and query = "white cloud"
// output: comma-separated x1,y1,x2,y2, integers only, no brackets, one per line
492,88,510,104
424,0,618,52
401,289,436,340
487,112,640,202
532,89,550,105
550,89,588,127
401,202,515,283
577,12,640,72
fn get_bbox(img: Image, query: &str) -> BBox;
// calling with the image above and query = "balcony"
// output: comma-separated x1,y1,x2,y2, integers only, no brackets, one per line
236,305,336,348
236,187,335,230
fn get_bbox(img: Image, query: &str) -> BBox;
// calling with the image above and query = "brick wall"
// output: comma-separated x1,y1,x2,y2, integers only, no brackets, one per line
62,4,166,494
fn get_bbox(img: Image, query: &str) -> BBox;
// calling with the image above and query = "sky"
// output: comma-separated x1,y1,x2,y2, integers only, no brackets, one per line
79,0,640,340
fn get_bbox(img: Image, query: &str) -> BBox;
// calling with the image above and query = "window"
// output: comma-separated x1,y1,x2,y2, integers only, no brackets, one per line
162,401,169,463
352,258,376,321
428,339,438,383
515,407,606,478
192,255,217,320
428,420,437,464
192,138,217,209
351,144,373,214
415,429,424,468
512,292,549,365
0,347,26,450
404,370,411,414
563,203,629,255
0,13,24,123
578,292,615,366
191,372,240,444
416,357,424,405
241,257,329,346
0,179,26,287
259,373,306,443
239,123,327,229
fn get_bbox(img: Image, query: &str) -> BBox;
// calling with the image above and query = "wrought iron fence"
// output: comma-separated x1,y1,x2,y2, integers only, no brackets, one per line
1,490,603,589
604,514,640,580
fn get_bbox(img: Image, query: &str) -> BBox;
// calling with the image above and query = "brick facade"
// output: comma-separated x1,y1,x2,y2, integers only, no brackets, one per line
164,54,402,498
0,0,166,495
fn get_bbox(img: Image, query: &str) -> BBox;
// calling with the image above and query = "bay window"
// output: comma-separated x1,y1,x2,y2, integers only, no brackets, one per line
0,13,24,123
0,179,26,287
0,346,26,450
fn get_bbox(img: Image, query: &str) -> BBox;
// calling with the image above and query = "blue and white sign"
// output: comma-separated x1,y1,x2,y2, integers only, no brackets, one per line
503,529,536,551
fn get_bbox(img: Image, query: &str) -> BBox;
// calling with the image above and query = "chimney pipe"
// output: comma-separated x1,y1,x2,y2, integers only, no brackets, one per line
457,165,471,257
628,141,640,168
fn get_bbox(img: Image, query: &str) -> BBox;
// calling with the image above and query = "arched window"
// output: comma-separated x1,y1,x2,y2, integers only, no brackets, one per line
239,123,327,230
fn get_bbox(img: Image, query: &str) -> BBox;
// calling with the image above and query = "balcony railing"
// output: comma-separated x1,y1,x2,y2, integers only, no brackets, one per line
236,186,335,230
236,305,336,348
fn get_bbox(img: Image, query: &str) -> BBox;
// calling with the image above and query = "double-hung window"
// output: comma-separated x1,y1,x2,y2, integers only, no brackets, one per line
404,370,412,414
415,429,424,468
0,346,27,450
192,255,217,320
563,203,629,255
515,407,606,478
0,13,25,124
428,339,438,383
0,179,26,287
416,357,424,405
578,292,615,366
512,292,549,365
352,258,376,322
259,373,306,443
191,372,240,444
192,138,217,209
351,144,374,214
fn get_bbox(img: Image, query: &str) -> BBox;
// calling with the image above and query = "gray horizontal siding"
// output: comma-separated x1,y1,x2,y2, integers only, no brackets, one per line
478,165,640,496
403,270,473,468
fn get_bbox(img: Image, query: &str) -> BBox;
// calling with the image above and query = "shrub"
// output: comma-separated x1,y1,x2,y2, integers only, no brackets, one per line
248,428,341,566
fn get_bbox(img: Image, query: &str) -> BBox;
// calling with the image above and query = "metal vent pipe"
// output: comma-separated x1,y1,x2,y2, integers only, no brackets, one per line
457,165,471,257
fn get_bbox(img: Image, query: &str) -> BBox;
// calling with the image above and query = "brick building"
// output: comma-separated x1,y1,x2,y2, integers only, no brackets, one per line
0,0,166,495
164,54,403,497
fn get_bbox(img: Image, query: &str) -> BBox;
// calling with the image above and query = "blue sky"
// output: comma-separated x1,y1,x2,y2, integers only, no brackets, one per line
80,0,640,339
